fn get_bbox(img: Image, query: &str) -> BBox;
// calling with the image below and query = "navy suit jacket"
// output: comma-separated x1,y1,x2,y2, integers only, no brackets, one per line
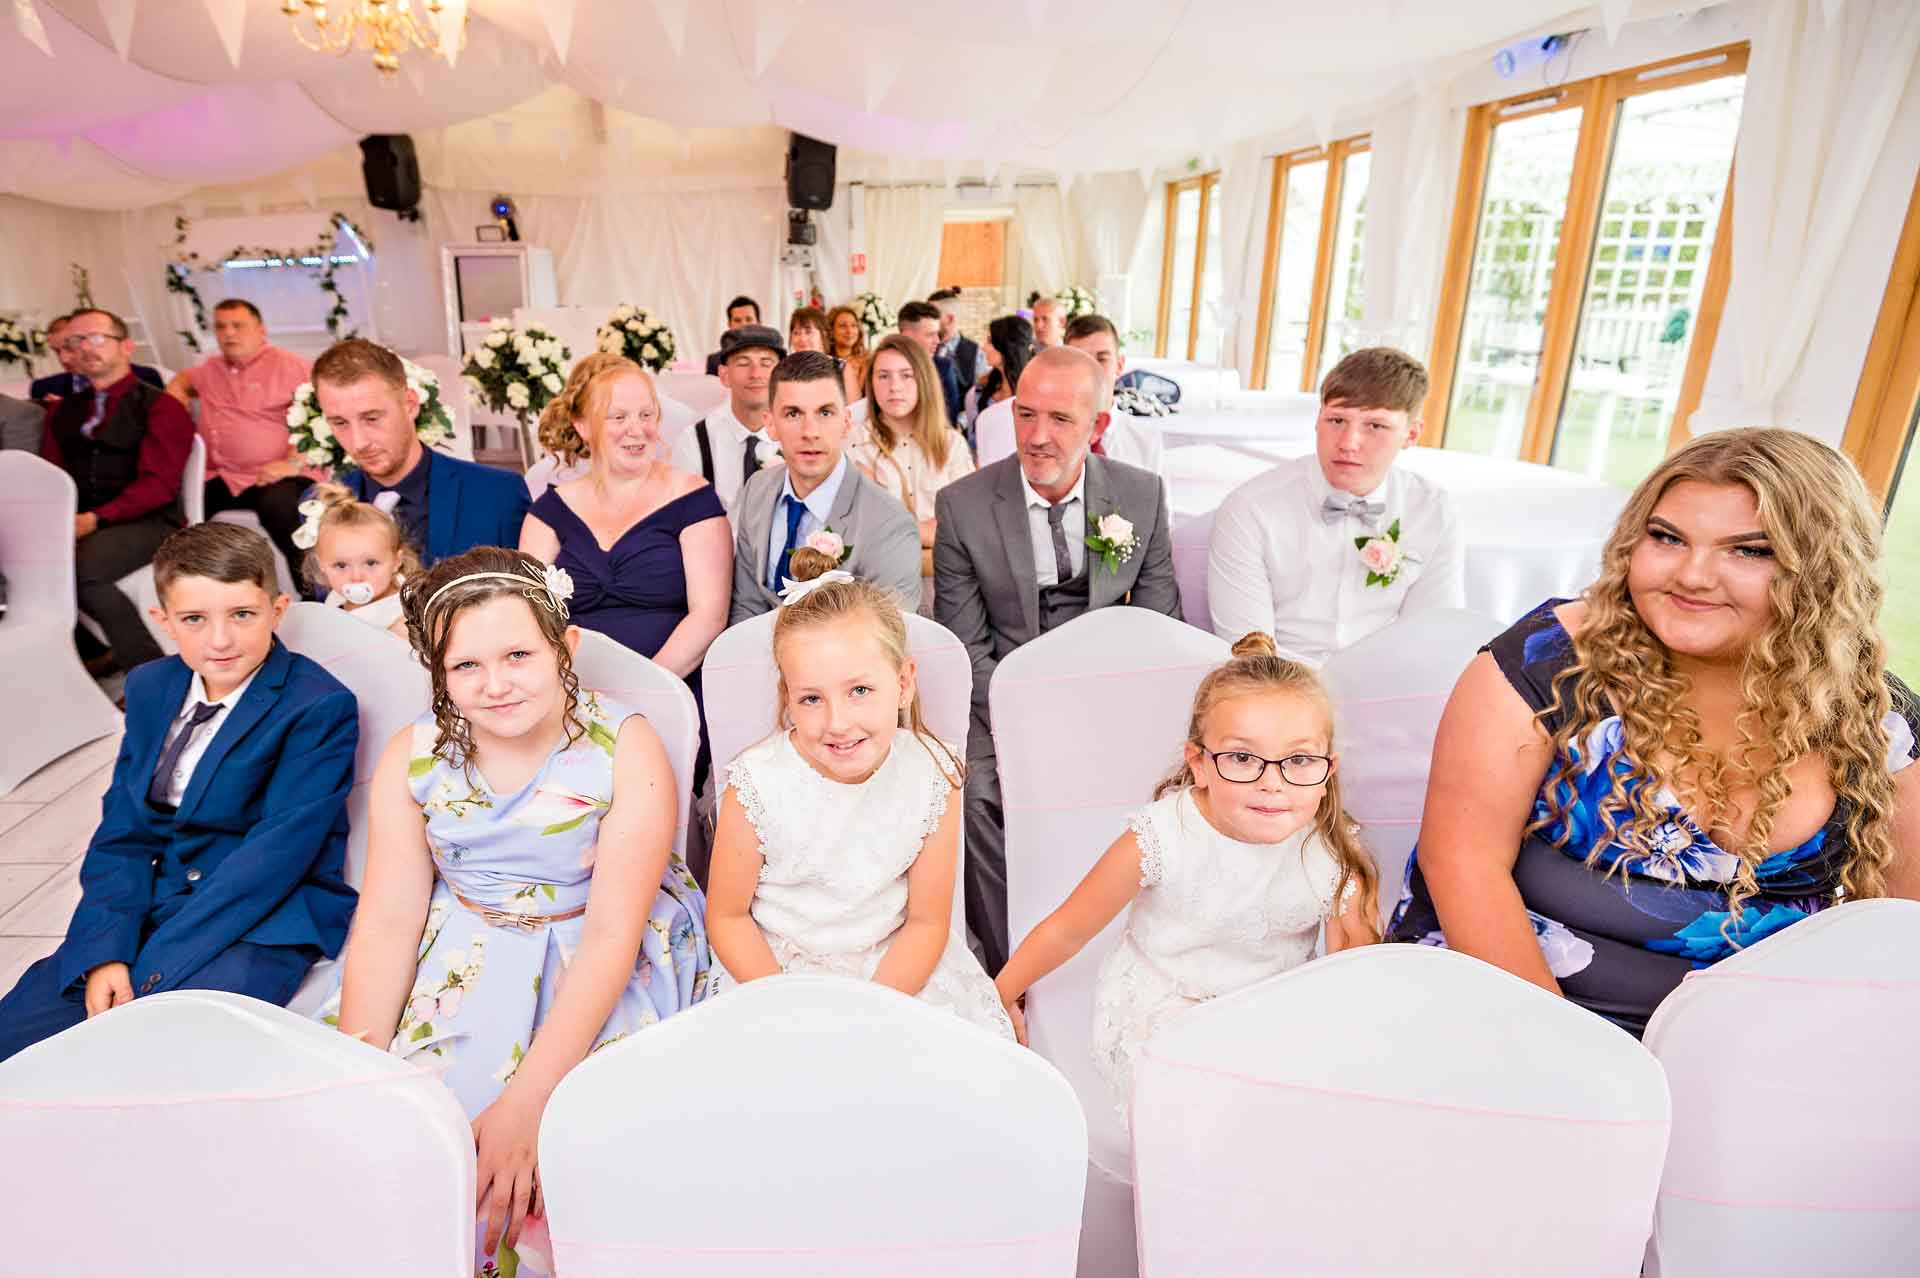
31,366,163,401
934,354,965,426
56,640,358,995
342,448,530,566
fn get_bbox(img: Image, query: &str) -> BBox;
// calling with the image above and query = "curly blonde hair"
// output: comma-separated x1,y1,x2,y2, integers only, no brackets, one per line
298,481,423,595
537,352,636,467
1532,427,1898,928
1156,633,1380,936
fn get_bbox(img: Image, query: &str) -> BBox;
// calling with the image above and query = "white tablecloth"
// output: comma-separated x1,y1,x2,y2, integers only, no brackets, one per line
1158,411,1317,449
1166,444,1629,625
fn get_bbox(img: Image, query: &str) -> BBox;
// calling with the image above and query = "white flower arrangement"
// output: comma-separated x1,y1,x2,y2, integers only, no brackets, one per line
596,305,678,372
853,292,896,340
1055,286,1099,320
286,356,454,472
0,316,47,371
461,318,571,424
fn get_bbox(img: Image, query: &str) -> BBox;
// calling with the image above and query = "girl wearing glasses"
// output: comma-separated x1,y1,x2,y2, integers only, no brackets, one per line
995,633,1378,1122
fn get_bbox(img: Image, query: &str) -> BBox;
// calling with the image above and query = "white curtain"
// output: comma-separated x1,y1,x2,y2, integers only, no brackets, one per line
1361,82,1462,361
1214,138,1271,376
861,185,944,307
0,195,132,336
1068,172,1154,289
812,184,857,308
1014,185,1079,300
1692,0,1920,432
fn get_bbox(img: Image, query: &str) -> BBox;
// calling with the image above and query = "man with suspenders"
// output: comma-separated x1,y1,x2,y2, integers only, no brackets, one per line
671,324,786,515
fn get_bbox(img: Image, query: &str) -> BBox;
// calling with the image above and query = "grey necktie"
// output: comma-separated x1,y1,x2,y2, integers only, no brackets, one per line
1045,501,1074,583
80,389,108,438
1321,494,1385,527
148,701,221,809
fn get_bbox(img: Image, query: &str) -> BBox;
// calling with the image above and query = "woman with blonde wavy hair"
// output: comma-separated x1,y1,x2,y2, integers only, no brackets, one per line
1388,427,1919,1034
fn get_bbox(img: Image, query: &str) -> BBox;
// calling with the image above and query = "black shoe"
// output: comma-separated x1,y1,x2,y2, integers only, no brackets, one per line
84,652,120,678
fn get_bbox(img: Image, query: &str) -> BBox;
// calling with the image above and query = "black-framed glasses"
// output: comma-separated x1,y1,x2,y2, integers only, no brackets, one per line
1200,747,1332,786
58,333,122,352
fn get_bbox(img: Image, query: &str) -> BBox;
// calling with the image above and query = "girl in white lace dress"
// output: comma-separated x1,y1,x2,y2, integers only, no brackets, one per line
294,482,417,639
996,634,1379,1119
706,551,1014,1039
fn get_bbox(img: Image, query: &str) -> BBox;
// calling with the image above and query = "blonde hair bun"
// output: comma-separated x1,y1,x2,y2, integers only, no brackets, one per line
1230,632,1279,659
787,546,839,582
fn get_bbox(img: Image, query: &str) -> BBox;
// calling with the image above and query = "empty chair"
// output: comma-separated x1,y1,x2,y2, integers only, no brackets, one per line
0,452,121,793
990,607,1230,1277
1320,608,1505,930
656,370,727,418
1133,945,1670,1276
0,990,473,1276
1171,509,1214,636
541,973,1086,1276
569,628,700,859
1644,898,1920,1277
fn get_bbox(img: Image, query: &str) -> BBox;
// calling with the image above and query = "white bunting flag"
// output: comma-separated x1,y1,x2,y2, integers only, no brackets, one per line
750,0,797,78
648,0,690,57
434,0,466,68
200,0,245,67
540,0,575,65
13,0,52,57
1597,0,1631,44
96,0,136,61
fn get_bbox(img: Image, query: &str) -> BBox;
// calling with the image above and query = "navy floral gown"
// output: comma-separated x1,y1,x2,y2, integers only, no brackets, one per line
1389,600,1919,1035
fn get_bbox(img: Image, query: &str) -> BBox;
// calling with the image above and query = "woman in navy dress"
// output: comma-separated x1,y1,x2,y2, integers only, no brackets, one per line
520,357,732,776
1389,429,1919,1035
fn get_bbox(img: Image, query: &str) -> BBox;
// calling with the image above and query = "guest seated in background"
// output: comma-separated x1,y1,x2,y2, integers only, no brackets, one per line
965,314,1035,452
934,346,1182,972
529,352,628,496
165,298,316,574
787,305,856,404
896,300,965,426
996,634,1377,1121
30,311,164,408
849,335,975,615
1207,346,1463,663
1031,295,1067,349
0,522,357,1063
1064,314,1168,476
704,294,761,377
316,337,529,566
672,324,784,514
295,481,420,640
40,308,195,675
1389,428,1920,1036
706,551,1014,1039
0,389,43,452
729,351,922,622
828,303,870,402
325,548,711,1275
931,288,986,389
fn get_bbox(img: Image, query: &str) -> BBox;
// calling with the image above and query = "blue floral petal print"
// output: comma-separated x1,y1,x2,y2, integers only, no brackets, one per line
1645,902,1811,965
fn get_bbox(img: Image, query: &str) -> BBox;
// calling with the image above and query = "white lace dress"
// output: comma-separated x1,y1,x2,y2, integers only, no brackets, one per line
324,588,404,631
1092,788,1353,1121
726,728,1015,1039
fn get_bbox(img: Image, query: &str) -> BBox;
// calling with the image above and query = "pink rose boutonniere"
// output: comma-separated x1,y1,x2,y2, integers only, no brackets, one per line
1085,511,1140,573
1355,518,1419,588
800,527,852,565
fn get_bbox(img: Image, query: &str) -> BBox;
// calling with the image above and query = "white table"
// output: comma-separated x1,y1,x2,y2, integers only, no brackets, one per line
1157,411,1317,450
1166,444,1629,624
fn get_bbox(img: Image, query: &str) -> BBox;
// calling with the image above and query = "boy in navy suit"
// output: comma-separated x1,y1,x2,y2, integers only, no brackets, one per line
0,523,358,1062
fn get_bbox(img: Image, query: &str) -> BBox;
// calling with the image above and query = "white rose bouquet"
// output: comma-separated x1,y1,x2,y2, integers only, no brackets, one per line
0,317,47,371
461,318,571,426
286,357,454,471
853,292,895,340
1055,286,1099,320
596,305,677,372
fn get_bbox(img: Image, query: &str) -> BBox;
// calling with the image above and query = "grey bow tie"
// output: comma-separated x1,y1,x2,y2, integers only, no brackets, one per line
1321,494,1385,526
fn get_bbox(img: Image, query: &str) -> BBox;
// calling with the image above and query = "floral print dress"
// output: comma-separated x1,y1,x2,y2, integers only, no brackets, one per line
318,692,711,1276
1388,600,1920,1035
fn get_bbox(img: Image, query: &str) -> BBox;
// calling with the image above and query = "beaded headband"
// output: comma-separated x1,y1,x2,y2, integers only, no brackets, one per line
424,563,574,621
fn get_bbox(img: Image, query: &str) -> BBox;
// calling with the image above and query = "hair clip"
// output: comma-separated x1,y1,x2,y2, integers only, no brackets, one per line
777,570,854,607
425,562,574,621
290,498,327,550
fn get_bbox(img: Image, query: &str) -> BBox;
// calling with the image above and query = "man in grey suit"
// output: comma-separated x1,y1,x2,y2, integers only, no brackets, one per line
730,350,923,622
933,346,1182,972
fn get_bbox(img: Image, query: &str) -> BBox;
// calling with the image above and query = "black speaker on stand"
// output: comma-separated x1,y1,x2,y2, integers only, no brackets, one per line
786,134,837,211
359,134,421,221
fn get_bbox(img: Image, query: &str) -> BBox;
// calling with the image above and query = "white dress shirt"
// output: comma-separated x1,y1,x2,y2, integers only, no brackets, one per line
154,667,259,807
1206,453,1466,665
765,453,852,588
668,401,773,513
1022,466,1087,587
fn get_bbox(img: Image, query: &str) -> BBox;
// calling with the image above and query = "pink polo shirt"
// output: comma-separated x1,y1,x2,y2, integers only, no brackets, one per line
189,344,317,493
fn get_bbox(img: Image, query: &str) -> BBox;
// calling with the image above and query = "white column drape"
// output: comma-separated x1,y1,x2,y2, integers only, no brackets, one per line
811,183,856,308
861,185,944,308
1692,0,1920,433
1068,172,1154,290
1361,82,1462,361
1213,138,1271,376
1014,184,1078,300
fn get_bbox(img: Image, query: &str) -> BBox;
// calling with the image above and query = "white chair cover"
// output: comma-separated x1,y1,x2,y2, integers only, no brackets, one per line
656,371,727,418
1133,945,1670,1276
700,610,974,938
1643,899,1920,1277
540,974,1085,1276
569,629,700,859
275,601,431,1014
1170,509,1213,636
0,991,473,1276
1320,608,1505,930
0,452,121,793
989,607,1230,1275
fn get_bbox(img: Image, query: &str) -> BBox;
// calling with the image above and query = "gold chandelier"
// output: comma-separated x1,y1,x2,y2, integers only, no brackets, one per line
280,0,467,75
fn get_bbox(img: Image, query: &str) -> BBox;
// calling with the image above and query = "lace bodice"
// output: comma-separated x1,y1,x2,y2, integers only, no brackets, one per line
727,728,958,957
1124,789,1350,998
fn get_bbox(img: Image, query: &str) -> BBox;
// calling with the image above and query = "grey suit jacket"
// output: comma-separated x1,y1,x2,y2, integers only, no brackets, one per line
0,393,45,454
729,458,925,622
933,454,1181,722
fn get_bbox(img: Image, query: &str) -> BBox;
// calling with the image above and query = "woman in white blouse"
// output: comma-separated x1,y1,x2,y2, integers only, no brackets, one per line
850,334,975,614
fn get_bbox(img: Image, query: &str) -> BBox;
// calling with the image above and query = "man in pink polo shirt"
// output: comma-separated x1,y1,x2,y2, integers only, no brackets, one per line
166,299,316,575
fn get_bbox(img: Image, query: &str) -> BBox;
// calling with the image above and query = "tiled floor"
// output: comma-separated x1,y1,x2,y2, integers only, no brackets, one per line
0,733,118,996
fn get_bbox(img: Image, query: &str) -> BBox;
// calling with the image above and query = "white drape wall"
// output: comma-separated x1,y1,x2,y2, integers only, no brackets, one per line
1068,173,1154,286
1214,139,1271,376
811,184,857,309
1361,83,1463,361
1014,185,1078,299
861,186,943,306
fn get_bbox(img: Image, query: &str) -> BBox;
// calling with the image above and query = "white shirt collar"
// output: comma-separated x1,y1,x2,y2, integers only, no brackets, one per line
781,452,850,519
182,663,260,718
1020,463,1087,512
712,400,768,443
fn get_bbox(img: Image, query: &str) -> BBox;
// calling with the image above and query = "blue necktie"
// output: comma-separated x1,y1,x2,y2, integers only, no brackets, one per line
771,494,808,590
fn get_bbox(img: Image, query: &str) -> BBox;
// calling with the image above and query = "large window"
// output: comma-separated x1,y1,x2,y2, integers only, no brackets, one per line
1428,45,1747,486
1155,172,1221,360
1250,137,1372,391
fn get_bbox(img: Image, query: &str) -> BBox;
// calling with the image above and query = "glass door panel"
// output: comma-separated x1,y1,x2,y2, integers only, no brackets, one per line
1263,157,1327,391
1883,411,1920,684
1316,148,1372,385
1164,184,1201,359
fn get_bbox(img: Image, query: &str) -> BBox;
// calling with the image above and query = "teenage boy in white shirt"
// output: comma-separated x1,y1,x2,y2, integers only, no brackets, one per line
1206,347,1465,664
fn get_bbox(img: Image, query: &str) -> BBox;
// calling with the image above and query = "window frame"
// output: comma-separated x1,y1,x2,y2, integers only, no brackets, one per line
1249,135,1372,391
1843,164,1920,507
1154,170,1221,360
1424,41,1750,464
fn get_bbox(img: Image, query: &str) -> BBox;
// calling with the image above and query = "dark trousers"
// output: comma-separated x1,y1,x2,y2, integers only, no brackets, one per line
0,940,314,1063
203,476,310,591
963,712,1010,975
75,514,177,669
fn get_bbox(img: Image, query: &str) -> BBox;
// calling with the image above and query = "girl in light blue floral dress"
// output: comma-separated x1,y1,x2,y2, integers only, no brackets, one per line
323,547,710,1278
